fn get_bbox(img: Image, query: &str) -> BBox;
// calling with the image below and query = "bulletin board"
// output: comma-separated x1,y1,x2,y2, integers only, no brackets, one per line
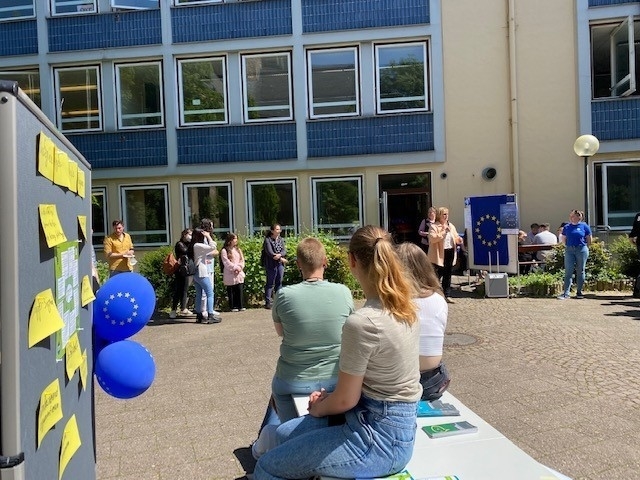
0,81,96,479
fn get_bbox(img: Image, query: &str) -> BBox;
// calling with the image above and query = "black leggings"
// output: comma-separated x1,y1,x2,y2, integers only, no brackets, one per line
434,248,455,296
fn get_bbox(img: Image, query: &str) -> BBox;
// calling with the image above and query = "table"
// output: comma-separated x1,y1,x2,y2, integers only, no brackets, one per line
293,392,570,480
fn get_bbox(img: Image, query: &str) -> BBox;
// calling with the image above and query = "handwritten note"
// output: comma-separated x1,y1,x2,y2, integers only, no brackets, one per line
77,216,87,241
79,350,88,391
38,379,63,448
65,332,82,381
76,169,86,198
80,275,95,307
29,289,65,348
39,204,67,248
59,415,81,480
67,159,78,194
53,149,70,189
38,133,55,182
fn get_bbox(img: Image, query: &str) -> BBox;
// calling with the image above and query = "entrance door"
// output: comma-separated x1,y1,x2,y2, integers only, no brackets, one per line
379,173,431,244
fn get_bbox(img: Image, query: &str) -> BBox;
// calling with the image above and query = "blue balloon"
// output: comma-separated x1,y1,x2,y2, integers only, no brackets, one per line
95,340,156,399
93,272,156,341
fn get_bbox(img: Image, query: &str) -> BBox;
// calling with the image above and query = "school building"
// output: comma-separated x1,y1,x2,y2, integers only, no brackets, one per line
0,0,638,250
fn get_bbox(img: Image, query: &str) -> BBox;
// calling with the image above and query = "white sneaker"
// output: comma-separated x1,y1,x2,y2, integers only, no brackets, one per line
180,308,193,315
169,310,177,319
231,308,239,312
251,424,278,460
211,310,221,316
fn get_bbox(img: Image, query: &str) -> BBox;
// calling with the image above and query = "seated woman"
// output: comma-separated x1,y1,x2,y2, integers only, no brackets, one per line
396,242,451,400
254,226,421,480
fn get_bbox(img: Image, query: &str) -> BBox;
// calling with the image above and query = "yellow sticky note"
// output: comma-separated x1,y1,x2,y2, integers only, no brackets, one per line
65,332,82,381
53,149,70,189
38,133,55,182
67,160,78,194
76,169,86,198
29,289,65,348
77,216,87,242
80,275,96,307
39,204,67,248
38,379,63,448
59,415,81,480
79,350,88,391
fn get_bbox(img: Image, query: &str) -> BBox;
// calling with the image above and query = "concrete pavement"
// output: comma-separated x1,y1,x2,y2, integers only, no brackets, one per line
95,280,640,480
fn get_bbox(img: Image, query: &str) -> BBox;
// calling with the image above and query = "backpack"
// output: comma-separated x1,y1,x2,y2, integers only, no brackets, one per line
162,252,179,275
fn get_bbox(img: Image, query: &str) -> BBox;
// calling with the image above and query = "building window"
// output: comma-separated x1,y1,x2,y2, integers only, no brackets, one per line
242,52,293,123
375,41,429,114
0,0,35,21
51,0,96,16
0,69,40,107
111,0,159,10
174,0,222,5
92,187,107,247
183,182,233,236
121,185,169,246
307,47,359,119
54,66,102,132
592,17,638,98
178,57,227,126
312,177,363,239
115,61,164,129
595,162,640,230
247,179,297,235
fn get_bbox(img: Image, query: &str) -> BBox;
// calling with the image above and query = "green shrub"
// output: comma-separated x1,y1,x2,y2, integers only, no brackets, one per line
138,232,360,311
96,260,110,285
544,240,617,282
609,235,639,278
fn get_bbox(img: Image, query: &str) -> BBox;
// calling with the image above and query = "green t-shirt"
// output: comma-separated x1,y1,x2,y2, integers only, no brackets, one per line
273,280,354,381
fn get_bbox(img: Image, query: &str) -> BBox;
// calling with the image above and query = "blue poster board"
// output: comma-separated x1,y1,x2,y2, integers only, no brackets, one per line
464,194,519,274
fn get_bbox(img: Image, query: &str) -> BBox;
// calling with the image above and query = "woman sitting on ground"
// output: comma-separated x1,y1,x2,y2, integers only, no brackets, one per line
396,242,451,400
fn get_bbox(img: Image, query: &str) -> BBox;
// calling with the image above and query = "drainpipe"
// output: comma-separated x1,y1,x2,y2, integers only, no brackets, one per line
508,0,520,196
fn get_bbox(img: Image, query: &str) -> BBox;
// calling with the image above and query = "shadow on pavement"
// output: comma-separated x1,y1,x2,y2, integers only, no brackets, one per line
233,446,256,479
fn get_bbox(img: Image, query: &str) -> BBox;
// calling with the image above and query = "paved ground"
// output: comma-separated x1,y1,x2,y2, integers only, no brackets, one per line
95,278,640,480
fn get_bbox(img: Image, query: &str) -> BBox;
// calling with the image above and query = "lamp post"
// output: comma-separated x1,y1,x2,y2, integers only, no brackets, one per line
573,134,599,224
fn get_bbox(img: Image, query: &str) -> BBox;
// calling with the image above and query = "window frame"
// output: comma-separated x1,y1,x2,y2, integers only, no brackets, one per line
174,0,222,5
241,51,293,123
0,68,41,107
374,40,430,114
120,184,170,247
110,0,159,10
54,65,103,133
0,0,35,21
177,56,228,126
610,16,636,97
115,60,165,130
182,181,234,236
246,178,298,236
306,46,360,119
51,0,97,16
311,175,364,240
595,161,640,231
91,187,108,248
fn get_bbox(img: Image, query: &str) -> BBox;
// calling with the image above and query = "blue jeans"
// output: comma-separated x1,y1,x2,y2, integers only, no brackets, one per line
272,376,338,423
193,275,214,314
563,245,589,296
254,396,418,480
264,264,284,306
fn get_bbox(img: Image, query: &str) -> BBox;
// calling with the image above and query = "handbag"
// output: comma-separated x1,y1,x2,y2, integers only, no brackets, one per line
178,257,195,276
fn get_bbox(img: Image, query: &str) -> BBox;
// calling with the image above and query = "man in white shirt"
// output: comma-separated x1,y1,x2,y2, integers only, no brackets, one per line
532,223,558,261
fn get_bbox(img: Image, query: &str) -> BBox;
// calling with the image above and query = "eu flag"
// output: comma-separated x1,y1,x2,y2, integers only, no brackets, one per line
470,195,510,266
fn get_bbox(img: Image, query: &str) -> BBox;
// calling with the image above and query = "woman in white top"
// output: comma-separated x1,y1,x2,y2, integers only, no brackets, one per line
397,242,451,400
190,227,220,324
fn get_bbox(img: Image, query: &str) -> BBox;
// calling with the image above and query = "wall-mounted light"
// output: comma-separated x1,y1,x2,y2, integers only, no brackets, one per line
482,167,497,181
440,172,447,179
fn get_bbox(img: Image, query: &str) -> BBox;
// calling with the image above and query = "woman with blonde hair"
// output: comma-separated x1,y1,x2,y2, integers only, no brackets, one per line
427,206,463,303
254,226,421,480
397,242,451,400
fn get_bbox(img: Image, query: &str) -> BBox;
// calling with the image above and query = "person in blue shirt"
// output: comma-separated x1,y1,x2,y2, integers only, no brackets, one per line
557,210,592,300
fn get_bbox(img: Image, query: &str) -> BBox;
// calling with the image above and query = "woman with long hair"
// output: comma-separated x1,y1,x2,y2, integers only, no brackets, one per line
221,233,246,311
427,206,463,303
263,223,288,309
254,225,421,480
169,228,194,319
396,242,451,400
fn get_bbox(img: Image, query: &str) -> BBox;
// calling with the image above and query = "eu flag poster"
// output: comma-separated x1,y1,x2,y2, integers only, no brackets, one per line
464,194,519,274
